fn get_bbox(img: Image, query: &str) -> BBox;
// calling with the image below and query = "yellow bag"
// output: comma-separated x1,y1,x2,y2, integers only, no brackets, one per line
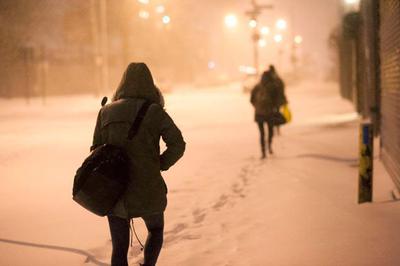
280,104,292,123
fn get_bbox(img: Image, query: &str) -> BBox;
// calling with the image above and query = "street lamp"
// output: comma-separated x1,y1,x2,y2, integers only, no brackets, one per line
139,10,150,19
208,61,216,70
291,35,303,73
260,26,270,35
343,0,360,11
276,19,287,30
248,19,257,28
274,34,283,43
224,14,238,28
155,5,165,14
138,0,149,4
258,39,267,47
162,15,170,25
294,35,303,45
344,0,359,3
245,0,273,74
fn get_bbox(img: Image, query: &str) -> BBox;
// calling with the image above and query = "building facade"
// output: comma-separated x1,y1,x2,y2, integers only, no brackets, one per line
339,0,400,190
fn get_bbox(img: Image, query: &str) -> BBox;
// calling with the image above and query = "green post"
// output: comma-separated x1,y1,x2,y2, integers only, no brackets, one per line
358,122,373,203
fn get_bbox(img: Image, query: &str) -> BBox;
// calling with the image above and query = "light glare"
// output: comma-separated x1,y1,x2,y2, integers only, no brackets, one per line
274,34,283,43
156,5,165,14
276,19,287,30
224,14,238,28
294,35,303,44
162,15,171,24
258,39,267,47
249,19,257,28
345,0,359,4
208,61,216,70
260,26,270,35
139,10,150,19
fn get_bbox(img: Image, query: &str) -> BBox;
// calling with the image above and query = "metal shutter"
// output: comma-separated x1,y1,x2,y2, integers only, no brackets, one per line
379,0,400,189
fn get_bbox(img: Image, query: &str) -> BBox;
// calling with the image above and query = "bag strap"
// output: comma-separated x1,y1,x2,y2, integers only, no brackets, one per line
127,101,152,140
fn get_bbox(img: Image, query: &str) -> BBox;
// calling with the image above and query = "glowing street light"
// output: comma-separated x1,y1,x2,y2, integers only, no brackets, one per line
244,2,274,75
162,15,171,25
155,5,165,14
343,0,360,11
248,19,257,28
139,10,150,19
138,0,149,4
224,14,238,28
274,34,283,43
344,0,359,4
258,39,267,47
294,35,303,44
208,61,216,70
276,19,287,30
260,26,270,35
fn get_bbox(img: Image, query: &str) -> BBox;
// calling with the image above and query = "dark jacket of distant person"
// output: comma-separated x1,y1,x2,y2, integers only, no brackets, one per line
92,63,186,219
250,71,280,122
269,65,288,107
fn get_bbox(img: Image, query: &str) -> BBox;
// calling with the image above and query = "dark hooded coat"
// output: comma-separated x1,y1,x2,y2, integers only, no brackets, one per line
269,68,287,107
250,71,280,122
92,63,185,218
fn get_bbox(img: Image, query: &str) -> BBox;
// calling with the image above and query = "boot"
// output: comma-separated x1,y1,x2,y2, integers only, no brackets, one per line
268,142,273,155
261,147,266,159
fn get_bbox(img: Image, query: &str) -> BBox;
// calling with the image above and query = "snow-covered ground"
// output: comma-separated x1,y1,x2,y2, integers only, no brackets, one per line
1,81,400,266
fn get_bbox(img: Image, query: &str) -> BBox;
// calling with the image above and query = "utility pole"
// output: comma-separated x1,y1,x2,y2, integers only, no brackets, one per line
89,0,109,96
245,0,273,75
90,0,101,96
21,46,34,104
289,8,301,77
39,45,48,104
99,0,109,94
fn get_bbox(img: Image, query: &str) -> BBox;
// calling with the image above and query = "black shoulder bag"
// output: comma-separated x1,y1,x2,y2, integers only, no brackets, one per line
72,100,152,216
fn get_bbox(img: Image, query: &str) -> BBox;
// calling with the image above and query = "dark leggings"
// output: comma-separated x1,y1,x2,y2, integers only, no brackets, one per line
107,213,164,266
257,119,274,155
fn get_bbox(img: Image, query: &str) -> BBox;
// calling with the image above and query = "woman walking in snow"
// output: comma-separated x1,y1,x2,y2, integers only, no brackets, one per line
250,70,280,159
92,63,186,266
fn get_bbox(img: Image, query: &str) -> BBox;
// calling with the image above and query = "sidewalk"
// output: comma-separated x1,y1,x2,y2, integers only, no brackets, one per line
0,80,399,266
155,81,400,266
